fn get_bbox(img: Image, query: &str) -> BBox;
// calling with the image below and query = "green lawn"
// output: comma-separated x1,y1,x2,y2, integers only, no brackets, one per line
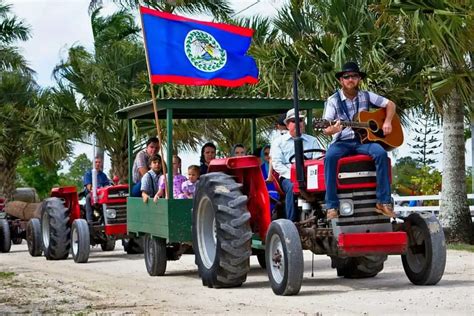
447,243,474,253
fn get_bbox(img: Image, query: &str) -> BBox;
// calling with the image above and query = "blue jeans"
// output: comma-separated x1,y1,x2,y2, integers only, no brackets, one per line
281,178,297,221
324,140,391,209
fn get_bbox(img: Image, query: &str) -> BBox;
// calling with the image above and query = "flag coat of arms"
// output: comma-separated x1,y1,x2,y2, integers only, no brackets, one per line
140,6,259,87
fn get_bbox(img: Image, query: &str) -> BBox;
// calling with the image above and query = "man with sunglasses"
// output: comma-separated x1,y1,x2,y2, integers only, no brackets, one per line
270,108,320,221
322,61,397,220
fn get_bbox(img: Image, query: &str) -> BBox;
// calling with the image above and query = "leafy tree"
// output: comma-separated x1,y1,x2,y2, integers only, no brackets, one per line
58,153,93,190
15,155,60,199
392,157,421,195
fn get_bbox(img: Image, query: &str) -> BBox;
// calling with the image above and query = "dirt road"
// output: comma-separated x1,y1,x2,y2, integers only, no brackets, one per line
1,243,473,315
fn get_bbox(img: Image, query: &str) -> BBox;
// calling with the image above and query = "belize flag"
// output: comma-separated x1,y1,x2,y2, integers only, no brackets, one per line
140,6,259,87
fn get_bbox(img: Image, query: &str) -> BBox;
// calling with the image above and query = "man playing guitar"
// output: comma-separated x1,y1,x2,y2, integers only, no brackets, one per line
323,61,397,220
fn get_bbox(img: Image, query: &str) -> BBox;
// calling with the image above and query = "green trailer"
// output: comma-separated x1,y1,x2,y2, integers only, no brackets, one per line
117,97,323,276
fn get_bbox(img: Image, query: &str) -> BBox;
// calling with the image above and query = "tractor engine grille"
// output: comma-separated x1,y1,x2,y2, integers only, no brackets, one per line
332,188,392,236
106,187,129,200
338,159,376,186
103,203,127,225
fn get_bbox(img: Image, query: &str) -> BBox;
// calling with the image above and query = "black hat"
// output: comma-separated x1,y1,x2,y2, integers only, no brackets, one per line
335,61,366,79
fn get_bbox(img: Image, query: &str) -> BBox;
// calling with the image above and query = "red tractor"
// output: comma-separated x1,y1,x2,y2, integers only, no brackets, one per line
27,183,141,263
192,148,446,295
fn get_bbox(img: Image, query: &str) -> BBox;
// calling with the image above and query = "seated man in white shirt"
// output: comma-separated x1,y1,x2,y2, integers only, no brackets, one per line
270,109,321,221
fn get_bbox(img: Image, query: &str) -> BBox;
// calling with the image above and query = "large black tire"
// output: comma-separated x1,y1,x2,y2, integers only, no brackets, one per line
144,234,167,276
71,219,90,263
100,238,116,251
334,255,387,278
402,212,446,285
0,218,11,253
265,219,303,296
41,197,70,260
123,237,144,254
192,172,252,288
27,218,43,256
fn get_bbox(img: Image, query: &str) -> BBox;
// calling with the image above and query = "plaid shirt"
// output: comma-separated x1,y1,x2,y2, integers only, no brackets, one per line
323,89,389,142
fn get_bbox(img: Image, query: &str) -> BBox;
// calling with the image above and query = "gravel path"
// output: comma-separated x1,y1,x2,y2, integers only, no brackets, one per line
1,243,473,315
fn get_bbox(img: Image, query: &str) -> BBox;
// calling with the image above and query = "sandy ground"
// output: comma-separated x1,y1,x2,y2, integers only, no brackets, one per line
0,243,473,315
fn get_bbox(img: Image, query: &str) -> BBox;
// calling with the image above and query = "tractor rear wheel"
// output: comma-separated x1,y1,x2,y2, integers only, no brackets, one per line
0,218,11,253
100,238,115,251
71,219,90,263
144,234,167,276
265,219,303,296
193,172,252,288
41,197,70,260
334,255,387,278
402,212,446,285
27,218,43,256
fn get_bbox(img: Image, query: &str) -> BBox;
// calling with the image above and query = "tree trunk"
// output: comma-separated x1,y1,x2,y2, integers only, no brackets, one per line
439,95,473,243
0,157,19,201
110,147,128,185
471,112,474,193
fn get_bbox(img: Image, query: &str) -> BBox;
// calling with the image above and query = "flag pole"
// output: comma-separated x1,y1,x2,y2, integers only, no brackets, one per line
139,7,169,199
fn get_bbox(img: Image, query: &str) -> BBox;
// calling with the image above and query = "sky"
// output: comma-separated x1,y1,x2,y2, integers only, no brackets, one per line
7,0,472,174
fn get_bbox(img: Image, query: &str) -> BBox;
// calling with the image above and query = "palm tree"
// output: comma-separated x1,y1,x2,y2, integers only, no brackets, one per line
53,10,149,182
88,0,233,20
0,71,37,199
0,1,32,73
376,1,473,243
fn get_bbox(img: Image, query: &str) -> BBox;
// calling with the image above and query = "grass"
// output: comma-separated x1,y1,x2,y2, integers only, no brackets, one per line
447,243,474,252
0,271,15,279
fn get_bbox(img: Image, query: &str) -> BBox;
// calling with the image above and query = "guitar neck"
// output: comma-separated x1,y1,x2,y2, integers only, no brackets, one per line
330,120,370,128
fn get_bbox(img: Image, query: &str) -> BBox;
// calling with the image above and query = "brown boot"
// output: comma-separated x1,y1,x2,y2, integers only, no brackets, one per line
326,208,339,220
375,203,396,217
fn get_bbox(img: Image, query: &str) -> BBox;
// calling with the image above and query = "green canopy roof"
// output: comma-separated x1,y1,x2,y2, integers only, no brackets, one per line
117,96,324,120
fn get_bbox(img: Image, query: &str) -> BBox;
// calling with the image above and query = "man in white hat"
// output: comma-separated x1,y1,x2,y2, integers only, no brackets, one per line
270,108,320,221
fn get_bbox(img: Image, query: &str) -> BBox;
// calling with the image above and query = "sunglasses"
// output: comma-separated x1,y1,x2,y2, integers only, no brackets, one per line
341,74,360,80
288,118,304,123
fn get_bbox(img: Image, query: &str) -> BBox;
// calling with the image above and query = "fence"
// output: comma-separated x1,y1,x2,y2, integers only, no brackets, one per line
393,193,474,218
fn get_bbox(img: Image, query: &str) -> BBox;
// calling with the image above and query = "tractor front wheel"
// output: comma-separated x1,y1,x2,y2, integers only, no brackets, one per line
100,237,115,251
0,218,11,253
402,212,446,285
26,218,43,256
41,198,70,260
265,219,303,296
144,234,167,276
193,172,252,288
71,219,90,263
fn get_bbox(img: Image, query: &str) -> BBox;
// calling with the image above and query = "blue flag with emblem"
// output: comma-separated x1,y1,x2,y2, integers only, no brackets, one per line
140,6,259,87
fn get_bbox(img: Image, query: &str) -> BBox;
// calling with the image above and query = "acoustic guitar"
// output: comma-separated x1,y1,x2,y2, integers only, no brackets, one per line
313,108,404,151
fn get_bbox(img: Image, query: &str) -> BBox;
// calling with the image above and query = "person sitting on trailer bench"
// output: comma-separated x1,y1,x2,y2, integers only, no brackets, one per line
270,109,320,222
83,156,111,223
131,137,159,197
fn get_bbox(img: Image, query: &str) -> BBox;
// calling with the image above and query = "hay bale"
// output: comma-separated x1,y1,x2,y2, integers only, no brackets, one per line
13,188,40,203
4,201,41,220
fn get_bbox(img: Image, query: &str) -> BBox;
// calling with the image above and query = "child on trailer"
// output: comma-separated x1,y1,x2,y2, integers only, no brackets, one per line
140,154,163,203
157,155,187,199
180,165,200,199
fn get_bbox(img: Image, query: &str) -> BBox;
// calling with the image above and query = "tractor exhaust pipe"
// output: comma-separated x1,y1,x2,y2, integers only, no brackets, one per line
292,70,306,191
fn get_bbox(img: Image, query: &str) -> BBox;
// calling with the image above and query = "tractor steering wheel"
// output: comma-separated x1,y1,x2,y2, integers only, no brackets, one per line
289,148,327,164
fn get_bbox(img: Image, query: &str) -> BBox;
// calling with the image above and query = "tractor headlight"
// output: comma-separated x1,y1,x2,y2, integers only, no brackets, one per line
105,208,117,219
339,200,354,216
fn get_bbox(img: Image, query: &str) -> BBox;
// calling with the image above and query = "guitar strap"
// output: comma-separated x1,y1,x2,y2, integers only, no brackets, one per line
335,90,360,142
